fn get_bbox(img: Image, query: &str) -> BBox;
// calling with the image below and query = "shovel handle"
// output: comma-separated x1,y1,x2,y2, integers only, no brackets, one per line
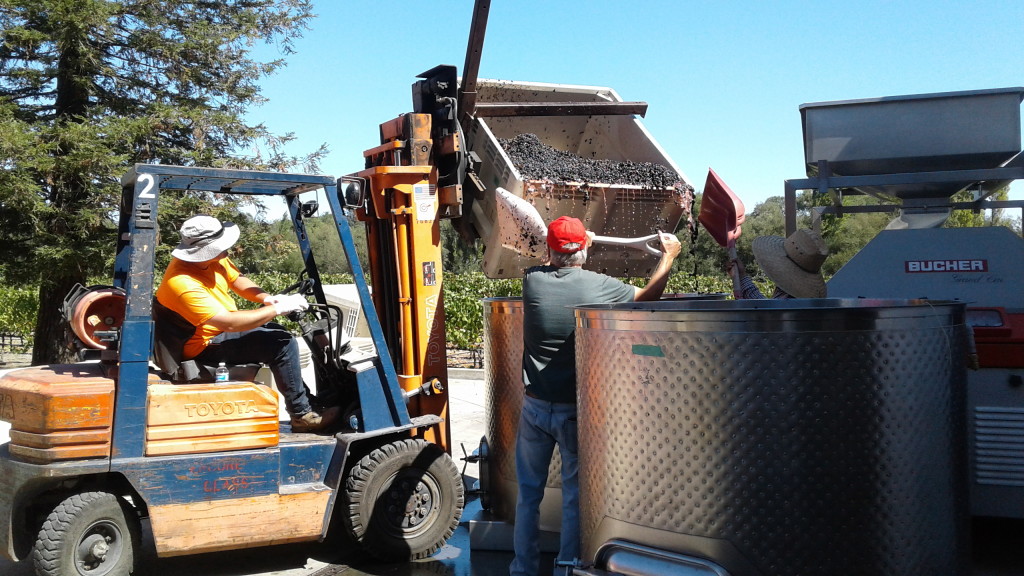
592,234,664,257
728,243,743,299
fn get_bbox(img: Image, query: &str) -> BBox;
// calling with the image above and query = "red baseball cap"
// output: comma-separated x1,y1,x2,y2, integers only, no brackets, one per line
546,216,588,253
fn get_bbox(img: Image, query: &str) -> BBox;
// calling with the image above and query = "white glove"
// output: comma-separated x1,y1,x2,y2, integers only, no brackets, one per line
264,294,285,306
272,294,309,316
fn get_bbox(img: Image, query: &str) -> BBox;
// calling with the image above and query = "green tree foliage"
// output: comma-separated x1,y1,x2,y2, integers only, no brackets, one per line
688,192,816,283
441,219,483,274
946,186,1019,230
696,189,895,280
678,196,724,278
443,273,520,350
270,210,362,277
813,186,1023,276
821,210,891,276
0,0,323,363
0,286,37,350
810,191,894,276
265,208,488,284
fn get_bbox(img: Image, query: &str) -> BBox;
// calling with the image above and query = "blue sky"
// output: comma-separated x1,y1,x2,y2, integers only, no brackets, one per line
250,0,1024,212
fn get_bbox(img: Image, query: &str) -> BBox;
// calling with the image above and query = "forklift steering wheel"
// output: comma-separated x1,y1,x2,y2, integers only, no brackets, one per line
282,272,315,296
280,272,315,322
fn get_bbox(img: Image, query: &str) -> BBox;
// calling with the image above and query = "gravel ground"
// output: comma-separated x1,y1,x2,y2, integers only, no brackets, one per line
0,352,30,369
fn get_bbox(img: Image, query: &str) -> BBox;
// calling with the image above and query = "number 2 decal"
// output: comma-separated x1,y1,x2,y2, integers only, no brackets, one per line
138,173,156,199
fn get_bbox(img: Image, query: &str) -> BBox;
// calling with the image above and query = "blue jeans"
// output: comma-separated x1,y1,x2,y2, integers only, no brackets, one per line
510,394,580,576
194,323,312,417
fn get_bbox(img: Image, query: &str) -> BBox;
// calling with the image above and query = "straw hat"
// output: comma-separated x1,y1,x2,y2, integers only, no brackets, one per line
171,215,240,263
751,229,828,298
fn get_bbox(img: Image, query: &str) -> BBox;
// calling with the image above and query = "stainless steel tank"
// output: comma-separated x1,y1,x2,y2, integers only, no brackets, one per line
482,297,563,531
573,298,969,576
482,294,727,533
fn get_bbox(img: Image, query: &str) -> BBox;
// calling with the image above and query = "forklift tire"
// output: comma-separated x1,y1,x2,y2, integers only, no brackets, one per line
31,491,140,576
343,438,465,560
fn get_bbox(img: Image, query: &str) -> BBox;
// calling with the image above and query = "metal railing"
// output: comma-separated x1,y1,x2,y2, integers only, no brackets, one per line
0,332,28,353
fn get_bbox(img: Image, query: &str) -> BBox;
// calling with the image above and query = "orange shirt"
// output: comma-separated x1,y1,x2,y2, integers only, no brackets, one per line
156,256,241,359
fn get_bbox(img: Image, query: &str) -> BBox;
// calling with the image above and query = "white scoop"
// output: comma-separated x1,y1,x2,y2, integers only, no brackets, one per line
494,187,665,257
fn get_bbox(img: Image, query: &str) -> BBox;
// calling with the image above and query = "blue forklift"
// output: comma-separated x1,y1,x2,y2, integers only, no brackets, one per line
0,163,465,575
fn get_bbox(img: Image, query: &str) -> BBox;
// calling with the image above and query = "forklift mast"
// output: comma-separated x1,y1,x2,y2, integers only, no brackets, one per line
345,65,474,452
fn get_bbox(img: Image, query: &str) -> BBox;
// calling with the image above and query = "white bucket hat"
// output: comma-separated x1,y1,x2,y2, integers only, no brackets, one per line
751,229,828,298
171,215,240,263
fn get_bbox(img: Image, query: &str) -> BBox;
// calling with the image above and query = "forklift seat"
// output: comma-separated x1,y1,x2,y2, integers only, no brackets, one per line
152,298,261,383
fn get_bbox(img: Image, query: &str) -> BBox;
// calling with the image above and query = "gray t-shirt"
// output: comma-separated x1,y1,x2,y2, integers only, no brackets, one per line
522,265,635,403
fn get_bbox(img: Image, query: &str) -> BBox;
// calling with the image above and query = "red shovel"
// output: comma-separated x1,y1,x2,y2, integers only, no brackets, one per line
698,168,746,298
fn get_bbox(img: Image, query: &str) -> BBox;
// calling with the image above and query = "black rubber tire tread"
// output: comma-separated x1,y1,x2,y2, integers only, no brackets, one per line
31,491,140,576
343,438,464,560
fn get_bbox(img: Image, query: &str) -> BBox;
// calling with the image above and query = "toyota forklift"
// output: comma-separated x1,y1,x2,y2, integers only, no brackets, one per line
0,152,467,575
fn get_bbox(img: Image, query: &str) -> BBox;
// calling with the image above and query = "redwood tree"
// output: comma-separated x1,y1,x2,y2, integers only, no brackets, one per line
0,0,322,363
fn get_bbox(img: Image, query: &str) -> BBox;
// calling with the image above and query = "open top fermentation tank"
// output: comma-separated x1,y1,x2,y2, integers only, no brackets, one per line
573,298,970,576
475,294,726,546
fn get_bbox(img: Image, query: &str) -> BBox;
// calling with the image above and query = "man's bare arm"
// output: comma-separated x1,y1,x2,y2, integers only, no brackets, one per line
634,233,682,302
232,274,270,305
206,306,280,333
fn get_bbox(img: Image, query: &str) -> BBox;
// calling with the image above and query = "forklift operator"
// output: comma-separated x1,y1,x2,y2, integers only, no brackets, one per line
155,215,338,433
511,216,681,576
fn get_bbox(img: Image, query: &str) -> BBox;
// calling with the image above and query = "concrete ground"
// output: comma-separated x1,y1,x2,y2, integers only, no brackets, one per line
0,363,1022,575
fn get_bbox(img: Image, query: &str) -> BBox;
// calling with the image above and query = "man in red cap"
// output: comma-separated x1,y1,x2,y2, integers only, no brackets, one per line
510,216,681,576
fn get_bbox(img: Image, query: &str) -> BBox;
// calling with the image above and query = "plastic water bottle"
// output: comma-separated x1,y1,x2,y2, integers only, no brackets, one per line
215,362,229,383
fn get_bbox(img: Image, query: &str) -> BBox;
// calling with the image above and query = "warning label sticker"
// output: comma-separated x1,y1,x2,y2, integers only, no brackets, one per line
414,184,436,222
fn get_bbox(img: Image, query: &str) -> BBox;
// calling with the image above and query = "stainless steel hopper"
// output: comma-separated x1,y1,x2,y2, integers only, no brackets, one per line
785,87,1024,234
800,87,1024,200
